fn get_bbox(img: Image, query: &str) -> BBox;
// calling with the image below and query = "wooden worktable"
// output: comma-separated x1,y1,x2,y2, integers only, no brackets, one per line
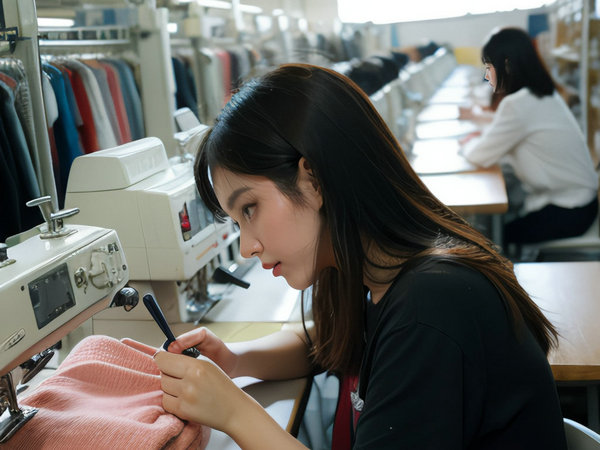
514,261,600,382
514,261,600,430
420,165,508,215
407,137,508,217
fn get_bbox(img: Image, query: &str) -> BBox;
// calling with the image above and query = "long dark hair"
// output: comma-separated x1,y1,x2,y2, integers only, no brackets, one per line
195,63,558,375
482,27,555,97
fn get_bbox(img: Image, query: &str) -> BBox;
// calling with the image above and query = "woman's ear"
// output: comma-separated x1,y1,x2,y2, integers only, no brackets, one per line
299,157,319,191
298,157,322,207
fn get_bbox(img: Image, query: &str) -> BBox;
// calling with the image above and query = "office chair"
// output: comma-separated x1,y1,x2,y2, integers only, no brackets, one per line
518,188,600,262
564,418,600,449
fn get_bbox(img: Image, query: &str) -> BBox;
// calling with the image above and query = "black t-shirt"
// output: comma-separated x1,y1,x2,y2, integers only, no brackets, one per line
352,260,567,449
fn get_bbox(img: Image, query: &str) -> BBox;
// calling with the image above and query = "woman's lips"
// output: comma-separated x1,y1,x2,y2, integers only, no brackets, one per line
262,262,282,277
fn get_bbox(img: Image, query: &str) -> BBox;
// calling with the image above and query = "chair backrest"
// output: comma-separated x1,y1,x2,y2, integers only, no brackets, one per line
564,418,600,450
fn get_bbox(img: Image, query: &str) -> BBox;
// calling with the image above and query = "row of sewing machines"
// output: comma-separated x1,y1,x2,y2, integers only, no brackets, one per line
0,124,262,442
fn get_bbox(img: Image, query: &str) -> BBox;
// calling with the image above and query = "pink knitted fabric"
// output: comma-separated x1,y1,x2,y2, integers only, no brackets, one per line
7,335,209,449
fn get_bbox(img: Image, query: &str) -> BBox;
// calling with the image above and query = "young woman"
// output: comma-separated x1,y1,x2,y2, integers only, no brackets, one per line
154,63,567,449
460,27,598,245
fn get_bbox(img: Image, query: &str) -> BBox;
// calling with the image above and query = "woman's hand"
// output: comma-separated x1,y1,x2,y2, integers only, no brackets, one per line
154,351,308,449
458,130,482,146
458,105,475,120
166,327,239,377
154,351,246,431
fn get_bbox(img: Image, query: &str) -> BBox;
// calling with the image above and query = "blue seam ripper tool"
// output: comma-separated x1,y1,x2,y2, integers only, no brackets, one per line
143,293,201,358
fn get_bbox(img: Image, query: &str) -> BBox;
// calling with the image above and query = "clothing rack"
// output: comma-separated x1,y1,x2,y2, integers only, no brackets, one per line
1,0,58,211
38,26,132,49
169,1,279,124
38,5,179,157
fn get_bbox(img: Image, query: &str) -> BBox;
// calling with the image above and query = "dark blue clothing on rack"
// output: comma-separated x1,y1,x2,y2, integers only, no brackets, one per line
0,79,42,237
172,56,198,118
0,113,23,241
0,79,39,201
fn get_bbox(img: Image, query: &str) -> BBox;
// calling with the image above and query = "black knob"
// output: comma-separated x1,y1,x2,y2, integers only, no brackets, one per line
111,287,139,310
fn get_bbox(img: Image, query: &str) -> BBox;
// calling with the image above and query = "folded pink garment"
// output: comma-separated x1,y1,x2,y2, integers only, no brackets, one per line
7,335,210,449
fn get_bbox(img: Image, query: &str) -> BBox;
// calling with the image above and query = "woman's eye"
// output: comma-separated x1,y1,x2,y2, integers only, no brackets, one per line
242,204,256,221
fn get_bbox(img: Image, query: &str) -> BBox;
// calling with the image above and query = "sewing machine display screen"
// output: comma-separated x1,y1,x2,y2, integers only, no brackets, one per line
28,263,76,329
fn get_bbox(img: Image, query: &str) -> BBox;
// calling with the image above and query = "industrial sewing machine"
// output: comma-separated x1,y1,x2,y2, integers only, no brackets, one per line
64,135,245,328
0,198,130,442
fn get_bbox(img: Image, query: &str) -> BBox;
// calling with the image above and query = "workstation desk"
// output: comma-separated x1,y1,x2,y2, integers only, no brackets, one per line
515,261,600,431
406,73,509,244
420,165,508,216
407,137,508,245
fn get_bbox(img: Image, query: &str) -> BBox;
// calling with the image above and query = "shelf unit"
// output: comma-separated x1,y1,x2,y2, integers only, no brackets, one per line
550,0,600,165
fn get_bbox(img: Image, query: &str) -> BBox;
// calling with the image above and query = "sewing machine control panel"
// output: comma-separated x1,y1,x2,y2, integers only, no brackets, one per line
0,224,128,376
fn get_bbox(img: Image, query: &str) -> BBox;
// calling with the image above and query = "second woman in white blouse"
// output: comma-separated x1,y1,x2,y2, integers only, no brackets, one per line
461,27,598,247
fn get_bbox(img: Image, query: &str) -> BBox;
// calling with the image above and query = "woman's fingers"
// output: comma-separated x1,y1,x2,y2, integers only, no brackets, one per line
168,327,208,353
154,351,242,429
160,372,182,397
155,349,189,378
161,389,180,414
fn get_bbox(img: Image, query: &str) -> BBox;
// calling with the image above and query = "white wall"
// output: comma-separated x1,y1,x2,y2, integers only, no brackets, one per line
392,8,552,49
251,1,554,51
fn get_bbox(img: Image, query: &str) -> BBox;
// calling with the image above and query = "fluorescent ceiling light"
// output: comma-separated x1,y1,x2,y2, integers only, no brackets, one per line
175,0,262,14
240,4,262,14
37,18,75,27
197,0,232,9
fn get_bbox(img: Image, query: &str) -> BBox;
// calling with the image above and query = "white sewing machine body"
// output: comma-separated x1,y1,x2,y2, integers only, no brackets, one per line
64,137,235,323
0,222,129,442
0,225,127,376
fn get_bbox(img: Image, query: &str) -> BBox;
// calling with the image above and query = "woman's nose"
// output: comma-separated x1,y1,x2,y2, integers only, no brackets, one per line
239,232,262,259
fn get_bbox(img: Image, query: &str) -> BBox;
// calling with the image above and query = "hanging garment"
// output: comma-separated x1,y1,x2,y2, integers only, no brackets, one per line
227,50,241,91
54,64,83,132
0,79,42,233
103,58,145,140
215,49,232,103
61,59,118,150
99,61,132,143
0,76,40,201
83,59,124,144
0,113,24,242
12,335,210,449
43,63,84,202
59,62,100,153
172,56,198,119
41,71,63,205
0,58,42,187
198,48,226,125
